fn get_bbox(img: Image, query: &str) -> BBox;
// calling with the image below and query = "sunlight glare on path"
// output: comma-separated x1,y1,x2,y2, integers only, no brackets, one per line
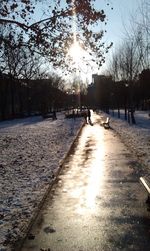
86,124,105,209
72,112,106,214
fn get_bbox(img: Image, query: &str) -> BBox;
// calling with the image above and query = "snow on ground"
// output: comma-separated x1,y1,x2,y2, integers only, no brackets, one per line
0,113,83,251
0,110,150,250
106,110,150,174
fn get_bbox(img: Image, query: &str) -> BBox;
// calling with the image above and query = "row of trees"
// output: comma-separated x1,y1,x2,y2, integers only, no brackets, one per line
0,0,114,120
0,72,67,120
1,1,149,122
108,0,149,80
102,0,150,123
0,69,90,120
87,68,150,124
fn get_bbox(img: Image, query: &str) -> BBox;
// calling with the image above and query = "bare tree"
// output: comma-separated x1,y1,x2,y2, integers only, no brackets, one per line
136,0,150,68
124,0,150,69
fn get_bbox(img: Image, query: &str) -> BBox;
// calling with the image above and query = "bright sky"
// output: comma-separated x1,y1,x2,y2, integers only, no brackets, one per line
65,0,142,82
36,0,142,82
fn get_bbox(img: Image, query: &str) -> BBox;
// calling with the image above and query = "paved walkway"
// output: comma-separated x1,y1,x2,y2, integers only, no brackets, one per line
20,113,150,251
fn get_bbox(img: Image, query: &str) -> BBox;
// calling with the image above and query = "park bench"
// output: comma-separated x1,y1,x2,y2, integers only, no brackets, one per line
65,109,85,119
101,117,110,129
42,112,57,120
140,177,150,204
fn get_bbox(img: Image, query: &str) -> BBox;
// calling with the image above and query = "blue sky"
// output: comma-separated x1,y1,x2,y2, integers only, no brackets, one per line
94,0,140,46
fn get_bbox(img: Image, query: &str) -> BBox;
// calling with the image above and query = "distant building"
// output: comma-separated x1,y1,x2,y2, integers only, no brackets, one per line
88,74,113,110
92,74,112,86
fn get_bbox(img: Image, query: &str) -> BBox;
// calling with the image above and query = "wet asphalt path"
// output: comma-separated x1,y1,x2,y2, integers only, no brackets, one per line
20,113,150,251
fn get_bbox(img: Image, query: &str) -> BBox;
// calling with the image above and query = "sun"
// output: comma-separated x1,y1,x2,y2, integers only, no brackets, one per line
68,41,83,65
66,40,95,83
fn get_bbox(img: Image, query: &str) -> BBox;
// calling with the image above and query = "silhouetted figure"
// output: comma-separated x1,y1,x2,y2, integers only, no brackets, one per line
83,111,87,124
87,109,92,124
52,110,57,120
72,109,76,120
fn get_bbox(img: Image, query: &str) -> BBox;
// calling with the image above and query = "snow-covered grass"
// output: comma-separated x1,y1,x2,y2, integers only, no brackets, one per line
0,113,83,250
0,110,149,250
107,110,150,174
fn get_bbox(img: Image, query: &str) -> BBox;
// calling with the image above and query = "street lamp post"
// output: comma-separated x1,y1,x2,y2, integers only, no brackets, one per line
125,81,136,124
124,82,129,121
72,89,75,108
130,81,136,124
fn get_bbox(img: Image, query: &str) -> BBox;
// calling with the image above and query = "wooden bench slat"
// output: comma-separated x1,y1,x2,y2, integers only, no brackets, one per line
140,177,150,194
102,117,110,129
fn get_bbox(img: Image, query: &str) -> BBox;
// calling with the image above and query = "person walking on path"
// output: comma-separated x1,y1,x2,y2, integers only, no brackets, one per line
83,111,88,124
87,108,92,125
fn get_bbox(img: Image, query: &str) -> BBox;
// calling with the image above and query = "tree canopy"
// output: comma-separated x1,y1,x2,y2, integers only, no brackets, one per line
0,0,113,72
